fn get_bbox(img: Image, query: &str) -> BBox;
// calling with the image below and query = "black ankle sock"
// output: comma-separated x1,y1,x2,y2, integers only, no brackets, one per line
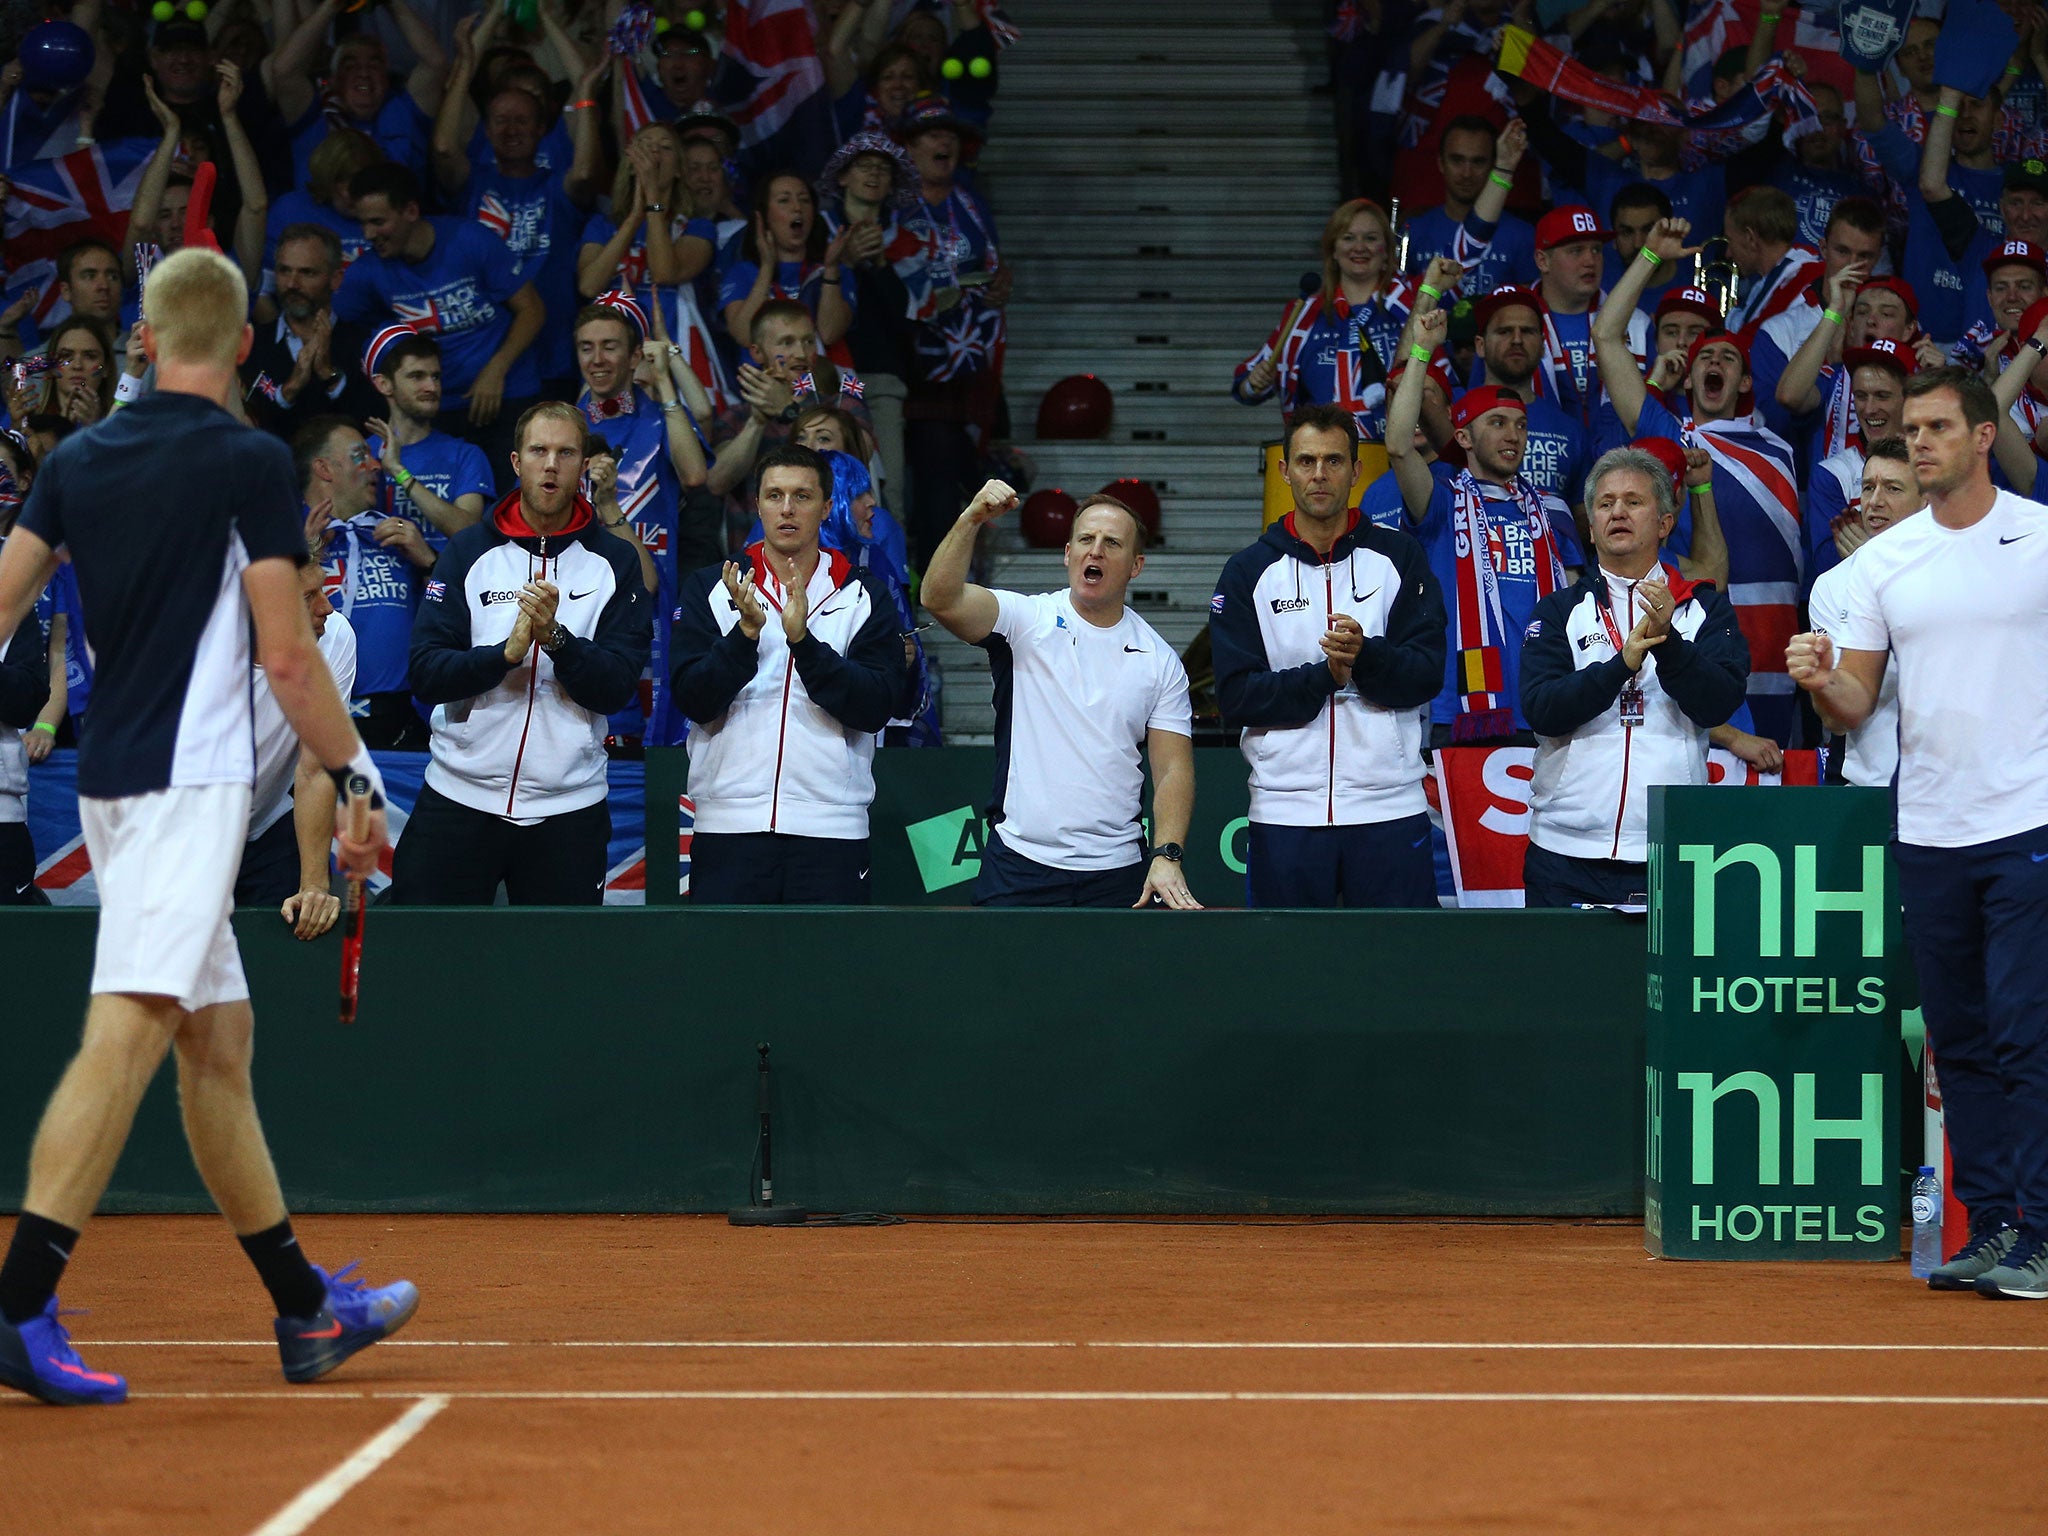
238,1220,327,1319
0,1214,82,1327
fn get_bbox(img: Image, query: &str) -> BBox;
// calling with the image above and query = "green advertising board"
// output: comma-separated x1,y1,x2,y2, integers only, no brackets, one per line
645,747,1258,906
1645,787,1901,1260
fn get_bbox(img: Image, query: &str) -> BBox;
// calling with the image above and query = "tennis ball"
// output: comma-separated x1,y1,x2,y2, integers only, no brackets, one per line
941,57,964,80
187,1,208,17
654,16,670,32
151,0,174,19
968,56,992,79
684,7,707,28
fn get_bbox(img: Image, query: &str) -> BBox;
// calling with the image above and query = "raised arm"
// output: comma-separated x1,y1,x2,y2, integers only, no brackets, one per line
1386,306,1445,526
391,0,450,115
919,479,1012,644
264,0,341,127
1918,85,1963,207
1595,217,1699,435
1776,261,1862,416
216,62,270,288
430,13,481,196
563,55,609,209
1672,446,1729,590
122,78,186,286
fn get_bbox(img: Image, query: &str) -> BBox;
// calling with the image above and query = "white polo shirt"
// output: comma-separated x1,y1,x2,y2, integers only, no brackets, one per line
248,614,357,841
982,590,1193,871
1835,489,2048,847
1807,550,1898,790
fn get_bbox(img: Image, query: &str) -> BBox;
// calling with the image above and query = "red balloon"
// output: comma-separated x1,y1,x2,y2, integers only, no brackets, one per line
1098,477,1160,539
1036,374,1113,440
1020,487,1077,548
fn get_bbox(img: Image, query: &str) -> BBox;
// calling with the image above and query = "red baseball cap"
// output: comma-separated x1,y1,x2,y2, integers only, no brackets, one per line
1853,275,1919,317
1451,384,1527,431
1474,283,1543,334
1632,435,1688,499
1534,206,1612,252
1685,329,1750,375
1654,286,1723,327
1387,350,1458,400
1984,238,2048,281
1841,335,1917,379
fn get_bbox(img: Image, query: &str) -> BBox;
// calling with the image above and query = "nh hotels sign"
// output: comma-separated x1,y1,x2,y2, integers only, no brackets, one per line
1645,788,1900,1260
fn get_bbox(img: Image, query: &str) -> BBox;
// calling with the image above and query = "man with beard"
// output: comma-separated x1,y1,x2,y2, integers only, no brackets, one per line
240,226,378,441
1389,306,1581,747
265,3,447,185
389,401,649,905
1789,367,2048,1302
1467,285,1587,522
1405,117,1537,296
1595,217,1803,743
362,329,492,553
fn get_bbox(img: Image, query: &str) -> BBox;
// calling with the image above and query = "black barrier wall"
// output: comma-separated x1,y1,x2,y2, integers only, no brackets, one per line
0,909,1646,1215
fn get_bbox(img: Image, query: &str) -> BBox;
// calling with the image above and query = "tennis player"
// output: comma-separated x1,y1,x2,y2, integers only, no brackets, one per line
0,247,417,1406
1788,367,2048,1301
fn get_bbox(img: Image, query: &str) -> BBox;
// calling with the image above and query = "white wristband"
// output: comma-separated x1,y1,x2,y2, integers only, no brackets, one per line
329,744,387,811
114,373,145,403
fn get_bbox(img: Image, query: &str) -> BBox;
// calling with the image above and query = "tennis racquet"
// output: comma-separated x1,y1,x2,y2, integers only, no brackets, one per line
338,773,371,1026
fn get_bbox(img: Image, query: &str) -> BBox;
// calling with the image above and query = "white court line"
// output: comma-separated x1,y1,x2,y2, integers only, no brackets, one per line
245,1394,448,1536
78,1338,2048,1354
106,1388,2048,1408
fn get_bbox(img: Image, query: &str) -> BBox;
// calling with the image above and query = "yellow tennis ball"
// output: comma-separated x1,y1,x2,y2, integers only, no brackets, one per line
187,1,208,18
654,16,671,32
941,57,965,80
684,8,707,29
151,0,175,20
968,56,992,79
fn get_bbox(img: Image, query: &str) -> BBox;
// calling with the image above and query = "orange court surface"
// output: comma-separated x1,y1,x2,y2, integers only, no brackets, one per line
6,1214,2045,1533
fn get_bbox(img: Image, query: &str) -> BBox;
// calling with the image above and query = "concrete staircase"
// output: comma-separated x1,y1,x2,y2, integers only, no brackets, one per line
930,0,1337,742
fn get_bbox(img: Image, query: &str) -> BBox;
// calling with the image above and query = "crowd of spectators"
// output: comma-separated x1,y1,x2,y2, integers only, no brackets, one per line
6,1,2048,912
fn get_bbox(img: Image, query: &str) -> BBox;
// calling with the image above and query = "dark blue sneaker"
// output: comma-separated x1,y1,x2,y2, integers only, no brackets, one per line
274,1262,419,1384
0,1299,127,1406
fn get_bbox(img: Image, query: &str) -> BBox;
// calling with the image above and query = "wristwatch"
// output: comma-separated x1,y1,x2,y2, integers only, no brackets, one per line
1150,842,1184,863
541,622,570,655
2028,338,2048,360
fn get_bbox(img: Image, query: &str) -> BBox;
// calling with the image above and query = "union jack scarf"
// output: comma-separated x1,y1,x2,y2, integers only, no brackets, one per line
1448,471,1565,743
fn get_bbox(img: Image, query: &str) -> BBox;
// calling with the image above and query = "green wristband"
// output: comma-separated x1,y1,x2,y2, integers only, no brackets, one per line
1935,103,1960,119
31,721,57,738
1640,247,1662,267
1688,483,1710,497
1822,307,1845,327
1409,344,1432,362
1418,283,1442,301
393,466,415,488
1488,169,1514,189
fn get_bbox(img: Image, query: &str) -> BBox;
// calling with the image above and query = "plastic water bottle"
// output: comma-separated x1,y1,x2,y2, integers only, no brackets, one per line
1910,1165,1943,1278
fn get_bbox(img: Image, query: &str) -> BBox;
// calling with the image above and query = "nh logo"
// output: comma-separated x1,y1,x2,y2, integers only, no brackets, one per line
1676,1072,1886,1187
1675,843,1885,959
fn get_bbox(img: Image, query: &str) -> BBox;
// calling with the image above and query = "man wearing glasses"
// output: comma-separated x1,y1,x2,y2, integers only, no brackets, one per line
294,415,436,748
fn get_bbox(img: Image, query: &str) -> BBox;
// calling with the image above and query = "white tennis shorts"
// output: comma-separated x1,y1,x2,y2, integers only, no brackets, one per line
82,783,253,1012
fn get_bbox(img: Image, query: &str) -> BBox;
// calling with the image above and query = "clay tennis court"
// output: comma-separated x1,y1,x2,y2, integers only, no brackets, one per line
7,1215,2044,1532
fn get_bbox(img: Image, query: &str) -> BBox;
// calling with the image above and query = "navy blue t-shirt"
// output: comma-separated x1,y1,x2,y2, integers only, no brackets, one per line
333,217,538,404
16,392,306,798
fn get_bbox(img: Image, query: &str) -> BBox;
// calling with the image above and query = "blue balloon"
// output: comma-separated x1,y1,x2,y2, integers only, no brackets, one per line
19,21,95,93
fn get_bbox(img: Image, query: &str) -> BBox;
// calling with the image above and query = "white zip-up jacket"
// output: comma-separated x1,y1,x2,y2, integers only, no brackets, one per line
1519,565,1749,863
670,543,907,840
410,492,650,820
1210,513,1446,826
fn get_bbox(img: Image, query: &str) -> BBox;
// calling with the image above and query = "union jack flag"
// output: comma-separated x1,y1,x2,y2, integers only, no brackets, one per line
915,292,1005,384
677,792,695,897
792,370,816,401
475,191,514,243
838,371,864,401
3,138,153,330
248,371,287,405
392,296,444,333
714,0,835,175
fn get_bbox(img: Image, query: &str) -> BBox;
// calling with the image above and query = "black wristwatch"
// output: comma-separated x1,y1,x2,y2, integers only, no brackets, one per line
1150,842,1184,863
2028,337,2048,360
541,622,570,655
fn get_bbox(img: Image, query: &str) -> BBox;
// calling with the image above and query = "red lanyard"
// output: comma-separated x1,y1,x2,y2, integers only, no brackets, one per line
1597,582,1632,654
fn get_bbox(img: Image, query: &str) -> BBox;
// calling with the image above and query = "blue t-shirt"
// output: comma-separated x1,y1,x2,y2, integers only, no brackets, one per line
47,559,92,725
1771,162,1865,253
263,191,372,287
461,164,583,382
1578,159,1725,258
1902,162,2005,345
290,93,432,191
1517,395,1589,509
1406,206,1537,295
333,216,538,404
365,429,496,551
1413,472,1583,729
320,511,423,699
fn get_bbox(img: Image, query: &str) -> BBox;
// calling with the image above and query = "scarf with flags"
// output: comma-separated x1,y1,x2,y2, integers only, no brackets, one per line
1448,471,1566,743
1726,248,1824,339
1499,25,1802,146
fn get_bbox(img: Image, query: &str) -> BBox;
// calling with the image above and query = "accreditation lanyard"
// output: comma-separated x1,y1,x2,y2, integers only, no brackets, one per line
1597,587,1647,727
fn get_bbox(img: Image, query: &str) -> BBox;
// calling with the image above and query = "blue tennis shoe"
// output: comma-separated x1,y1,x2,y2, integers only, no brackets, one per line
274,1261,419,1384
0,1298,127,1405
